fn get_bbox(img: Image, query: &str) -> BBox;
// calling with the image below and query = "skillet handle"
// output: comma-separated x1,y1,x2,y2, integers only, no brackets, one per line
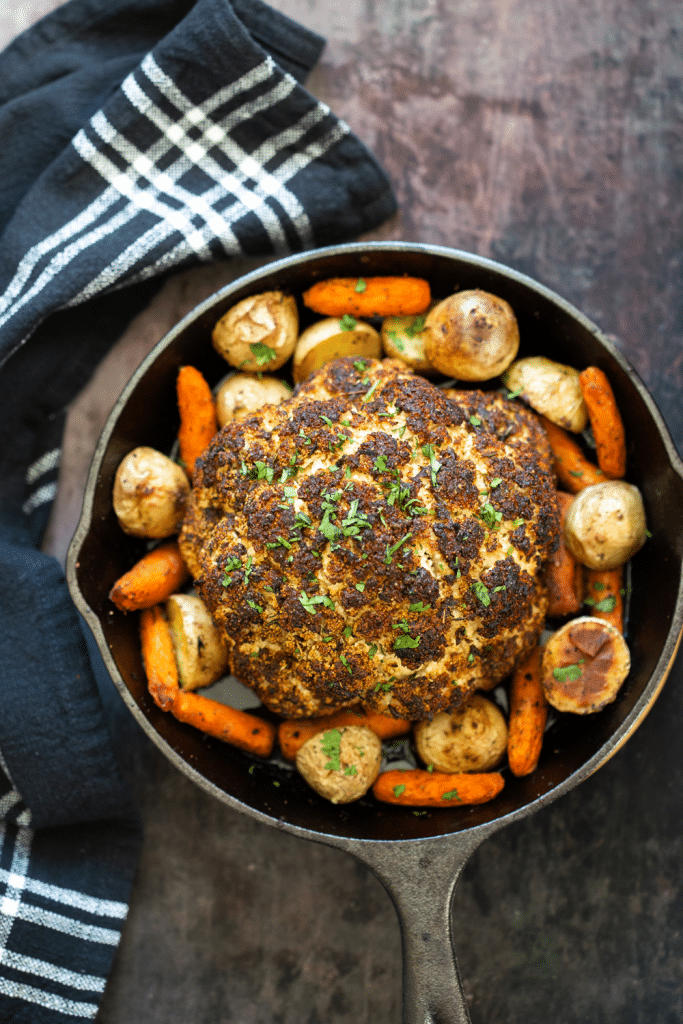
347,832,485,1024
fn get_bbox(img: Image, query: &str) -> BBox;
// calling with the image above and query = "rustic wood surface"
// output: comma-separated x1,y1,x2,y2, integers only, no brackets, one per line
3,0,683,1022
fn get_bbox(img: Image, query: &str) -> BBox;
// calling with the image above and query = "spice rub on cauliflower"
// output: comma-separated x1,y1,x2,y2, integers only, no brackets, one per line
179,358,560,720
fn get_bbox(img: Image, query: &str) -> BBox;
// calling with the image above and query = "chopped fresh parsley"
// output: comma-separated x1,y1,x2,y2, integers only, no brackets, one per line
246,600,263,614
421,443,442,487
469,415,482,427
355,278,367,293
393,634,420,650
340,314,357,331
249,342,277,365
393,784,406,798
355,583,366,592
479,501,503,529
321,729,342,771
353,359,367,372
409,601,431,613
442,789,462,802
384,532,413,564
340,654,353,674
594,595,617,613
367,644,378,660
553,662,584,682
472,580,491,607
344,764,358,776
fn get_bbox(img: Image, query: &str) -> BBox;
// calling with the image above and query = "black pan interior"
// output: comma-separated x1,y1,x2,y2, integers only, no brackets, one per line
68,243,683,844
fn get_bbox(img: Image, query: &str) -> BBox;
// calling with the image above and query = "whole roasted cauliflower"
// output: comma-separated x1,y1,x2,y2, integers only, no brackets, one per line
179,357,560,720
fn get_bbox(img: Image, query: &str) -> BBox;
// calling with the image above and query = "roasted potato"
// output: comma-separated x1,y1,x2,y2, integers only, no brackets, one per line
502,356,588,432
215,373,291,427
212,291,298,372
414,694,508,773
292,316,381,383
380,313,432,373
113,446,189,538
423,289,520,381
541,615,631,714
165,593,229,690
295,725,382,803
564,480,647,569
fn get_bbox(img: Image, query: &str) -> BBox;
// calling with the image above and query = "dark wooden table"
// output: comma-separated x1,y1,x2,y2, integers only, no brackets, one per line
4,0,683,1021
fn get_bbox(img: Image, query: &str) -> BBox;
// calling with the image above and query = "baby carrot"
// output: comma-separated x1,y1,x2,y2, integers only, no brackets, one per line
109,540,190,612
579,366,627,478
302,276,431,319
177,365,218,479
170,690,276,758
507,646,548,777
139,604,179,711
545,492,583,617
372,769,504,807
584,566,624,633
278,710,410,761
538,415,606,493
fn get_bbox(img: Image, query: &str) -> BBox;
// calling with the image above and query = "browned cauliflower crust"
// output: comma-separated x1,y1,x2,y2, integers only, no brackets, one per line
179,358,560,720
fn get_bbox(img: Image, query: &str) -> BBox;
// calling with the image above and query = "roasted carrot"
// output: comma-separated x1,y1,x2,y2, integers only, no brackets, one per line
170,690,276,758
538,415,606,493
177,365,218,479
507,647,548,777
584,567,624,633
579,366,626,478
109,540,190,612
372,769,504,807
278,710,410,761
545,491,583,617
139,605,179,711
302,276,431,319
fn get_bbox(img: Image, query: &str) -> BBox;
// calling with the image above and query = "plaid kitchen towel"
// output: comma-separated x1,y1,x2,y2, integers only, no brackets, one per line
0,0,398,1017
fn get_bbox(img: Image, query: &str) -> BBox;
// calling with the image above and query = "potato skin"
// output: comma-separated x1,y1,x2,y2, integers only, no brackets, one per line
113,446,189,538
215,373,291,427
165,593,229,690
564,481,647,569
540,615,631,713
212,291,298,372
295,725,382,803
414,694,508,773
502,356,588,432
423,289,520,381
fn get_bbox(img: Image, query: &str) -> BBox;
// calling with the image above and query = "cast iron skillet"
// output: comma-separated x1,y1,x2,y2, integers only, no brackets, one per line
67,242,683,1023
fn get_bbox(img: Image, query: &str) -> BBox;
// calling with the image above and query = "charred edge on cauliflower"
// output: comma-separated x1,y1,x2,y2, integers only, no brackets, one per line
179,357,560,720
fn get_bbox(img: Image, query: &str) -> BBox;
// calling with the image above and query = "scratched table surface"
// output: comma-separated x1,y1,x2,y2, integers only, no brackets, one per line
3,0,683,1021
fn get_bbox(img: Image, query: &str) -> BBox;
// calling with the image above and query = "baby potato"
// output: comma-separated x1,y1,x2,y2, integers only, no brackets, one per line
113,446,189,538
165,593,229,690
295,725,382,804
414,694,508,773
215,373,291,427
212,291,298,372
423,289,520,381
293,316,381,384
502,356,588,432
381,313,432,373
564,480,647,569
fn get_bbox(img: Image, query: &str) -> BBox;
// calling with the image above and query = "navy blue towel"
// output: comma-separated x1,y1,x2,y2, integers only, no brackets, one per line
0,0,397,1016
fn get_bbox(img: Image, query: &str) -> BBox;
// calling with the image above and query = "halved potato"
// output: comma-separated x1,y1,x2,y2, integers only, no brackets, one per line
540,615,630,713
165,593,229,690
212,291,298,372
502,356,588,432
293,316,382,383
215,373,291,427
